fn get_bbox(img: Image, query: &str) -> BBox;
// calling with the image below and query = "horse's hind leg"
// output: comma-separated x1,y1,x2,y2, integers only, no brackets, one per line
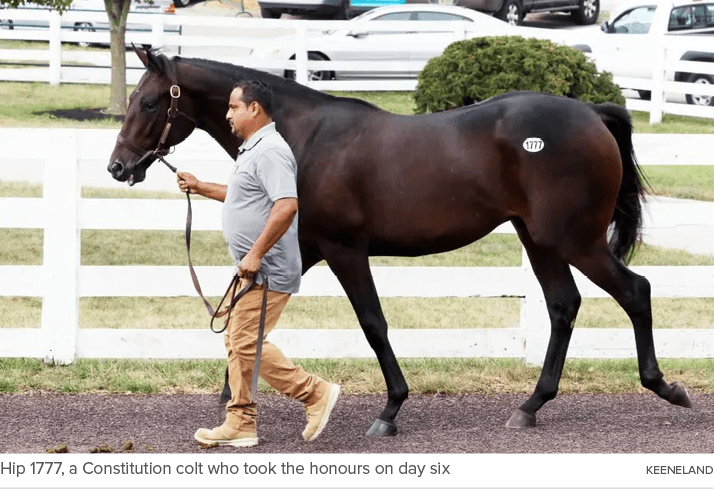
570,246,692,409
321,241,408,436
507,221,582,428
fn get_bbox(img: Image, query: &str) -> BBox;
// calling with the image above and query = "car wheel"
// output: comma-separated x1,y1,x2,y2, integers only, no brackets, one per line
285,52,332,82
571,0,599,25
496,0,523,26
637,90,651,101
174,0,191,8
74,22,96,48
685,73,714,106
260,7,281,18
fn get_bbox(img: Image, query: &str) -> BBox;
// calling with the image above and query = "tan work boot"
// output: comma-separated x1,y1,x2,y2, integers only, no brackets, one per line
194,421,258,447
302,383,340,441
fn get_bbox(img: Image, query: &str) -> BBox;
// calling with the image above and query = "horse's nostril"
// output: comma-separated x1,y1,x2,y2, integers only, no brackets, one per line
109,161,124,175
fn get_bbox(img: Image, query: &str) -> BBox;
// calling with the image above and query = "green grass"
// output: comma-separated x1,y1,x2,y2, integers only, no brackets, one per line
644,166,714,201
0,357,712,395
630,111,714,134
0,82,125,128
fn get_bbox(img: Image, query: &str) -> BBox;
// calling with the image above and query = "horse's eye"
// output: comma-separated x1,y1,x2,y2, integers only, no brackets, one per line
141,98,158,112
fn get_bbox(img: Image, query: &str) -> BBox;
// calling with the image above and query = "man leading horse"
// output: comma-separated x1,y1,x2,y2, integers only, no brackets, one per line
178,80,340,448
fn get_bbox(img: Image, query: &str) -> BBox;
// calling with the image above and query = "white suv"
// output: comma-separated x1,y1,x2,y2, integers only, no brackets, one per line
579,0,714,106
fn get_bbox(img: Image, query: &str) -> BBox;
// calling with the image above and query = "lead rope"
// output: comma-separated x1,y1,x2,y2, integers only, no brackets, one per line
159,156,267,403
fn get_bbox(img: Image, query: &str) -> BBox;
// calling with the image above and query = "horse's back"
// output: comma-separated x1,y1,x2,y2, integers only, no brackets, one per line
299,91,623,257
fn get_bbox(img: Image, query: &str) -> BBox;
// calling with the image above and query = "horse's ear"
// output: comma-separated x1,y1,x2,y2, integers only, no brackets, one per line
133,44,163,75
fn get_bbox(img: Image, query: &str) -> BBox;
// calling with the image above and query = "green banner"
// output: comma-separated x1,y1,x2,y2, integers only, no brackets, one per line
0,452,714,488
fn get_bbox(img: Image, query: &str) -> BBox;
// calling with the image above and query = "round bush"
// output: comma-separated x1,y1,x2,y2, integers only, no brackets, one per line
414,36,625,114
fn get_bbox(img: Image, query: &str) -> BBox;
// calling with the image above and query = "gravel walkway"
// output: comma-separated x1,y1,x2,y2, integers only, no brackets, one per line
1,392,712,453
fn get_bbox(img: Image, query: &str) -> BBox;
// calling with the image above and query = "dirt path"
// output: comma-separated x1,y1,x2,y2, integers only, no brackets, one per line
1,392,713,453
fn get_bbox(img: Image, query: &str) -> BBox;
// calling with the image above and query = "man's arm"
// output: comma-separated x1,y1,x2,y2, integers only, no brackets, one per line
238,197,298,278
177,171,227,202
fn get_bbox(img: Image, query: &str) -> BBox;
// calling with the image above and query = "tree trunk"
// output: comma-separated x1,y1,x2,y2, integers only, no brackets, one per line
105,0,131,115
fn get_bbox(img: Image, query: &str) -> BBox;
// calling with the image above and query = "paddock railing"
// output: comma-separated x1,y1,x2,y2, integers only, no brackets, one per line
1,129,714,365
1,9,713,122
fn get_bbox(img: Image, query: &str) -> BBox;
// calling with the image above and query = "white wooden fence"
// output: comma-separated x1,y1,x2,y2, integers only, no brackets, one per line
1,128,714,365
1,8,713,122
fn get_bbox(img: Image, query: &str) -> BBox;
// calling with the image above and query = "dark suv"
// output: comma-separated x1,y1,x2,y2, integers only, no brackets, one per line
455,0,599,25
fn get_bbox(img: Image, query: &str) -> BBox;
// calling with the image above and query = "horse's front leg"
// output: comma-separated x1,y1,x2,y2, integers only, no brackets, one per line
322,241,408,436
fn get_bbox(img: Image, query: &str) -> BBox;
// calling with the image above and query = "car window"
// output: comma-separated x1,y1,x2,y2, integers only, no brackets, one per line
363,11,415,34
371,12,414,21
414,12,471,21
668,4,710,30
612,5,656,33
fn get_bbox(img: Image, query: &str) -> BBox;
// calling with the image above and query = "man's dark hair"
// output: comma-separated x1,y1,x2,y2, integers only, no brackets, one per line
233,80,274,117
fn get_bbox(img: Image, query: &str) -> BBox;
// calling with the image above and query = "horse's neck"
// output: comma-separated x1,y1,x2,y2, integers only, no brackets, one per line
270,88,335,149
200,109,239,160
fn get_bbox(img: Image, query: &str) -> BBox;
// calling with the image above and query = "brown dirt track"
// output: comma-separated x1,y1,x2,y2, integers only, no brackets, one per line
1,392,713,453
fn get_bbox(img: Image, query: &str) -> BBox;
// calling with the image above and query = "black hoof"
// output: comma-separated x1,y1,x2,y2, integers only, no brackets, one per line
506,409,536,428
216,404,226,425
669,381,693,408
366,418,398,437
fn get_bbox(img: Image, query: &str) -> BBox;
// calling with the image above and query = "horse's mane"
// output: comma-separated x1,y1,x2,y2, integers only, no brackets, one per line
151,49,380,112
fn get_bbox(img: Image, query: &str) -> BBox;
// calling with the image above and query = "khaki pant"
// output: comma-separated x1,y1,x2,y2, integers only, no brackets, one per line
224,279,326,428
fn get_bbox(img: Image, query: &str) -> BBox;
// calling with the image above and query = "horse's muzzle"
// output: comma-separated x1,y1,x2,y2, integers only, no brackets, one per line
108,160,140,186
108,160,124,178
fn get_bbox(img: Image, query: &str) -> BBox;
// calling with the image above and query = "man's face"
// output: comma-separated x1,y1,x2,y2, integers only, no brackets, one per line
226,88,256,138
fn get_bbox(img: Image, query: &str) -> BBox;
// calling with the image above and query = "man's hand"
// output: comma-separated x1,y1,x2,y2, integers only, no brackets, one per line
176,172,227,202
238,251,262,278
177,171,199,194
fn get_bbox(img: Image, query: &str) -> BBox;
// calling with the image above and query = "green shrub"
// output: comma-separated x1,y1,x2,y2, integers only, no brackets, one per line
414,36,625,114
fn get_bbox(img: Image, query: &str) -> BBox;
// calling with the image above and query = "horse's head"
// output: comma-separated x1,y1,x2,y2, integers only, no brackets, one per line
108,46,199,186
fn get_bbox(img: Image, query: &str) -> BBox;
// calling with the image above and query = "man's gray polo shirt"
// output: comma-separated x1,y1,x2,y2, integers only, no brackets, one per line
222,122,301,294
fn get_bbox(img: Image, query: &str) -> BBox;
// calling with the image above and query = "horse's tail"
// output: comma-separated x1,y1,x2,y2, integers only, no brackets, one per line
591,103,648,263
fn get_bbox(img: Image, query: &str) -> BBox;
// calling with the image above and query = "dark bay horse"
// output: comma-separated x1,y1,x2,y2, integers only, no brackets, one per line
109,47,691,435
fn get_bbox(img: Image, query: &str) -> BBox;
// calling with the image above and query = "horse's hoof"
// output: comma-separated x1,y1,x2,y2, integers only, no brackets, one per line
216,405,227,425
669,381,693,408
366,418,398,437
506,409,536,428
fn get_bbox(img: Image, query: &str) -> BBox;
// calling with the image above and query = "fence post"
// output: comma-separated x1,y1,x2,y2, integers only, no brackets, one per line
151,16,165,50
48,10,61,85
649,37,666,124
295,22,308,86
41,130,80,364
521,247,549,366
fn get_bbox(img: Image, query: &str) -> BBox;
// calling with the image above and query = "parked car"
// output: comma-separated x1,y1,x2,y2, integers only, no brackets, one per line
257,0,599,26
0,0,176,47
575,0,714,106
250,4,537,80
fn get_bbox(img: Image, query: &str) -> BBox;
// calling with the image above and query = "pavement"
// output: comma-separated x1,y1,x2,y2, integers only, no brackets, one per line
642,196,714,257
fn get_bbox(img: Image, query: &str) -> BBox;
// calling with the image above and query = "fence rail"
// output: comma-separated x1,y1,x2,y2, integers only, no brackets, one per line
1,9,713,120
1,129,714,364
